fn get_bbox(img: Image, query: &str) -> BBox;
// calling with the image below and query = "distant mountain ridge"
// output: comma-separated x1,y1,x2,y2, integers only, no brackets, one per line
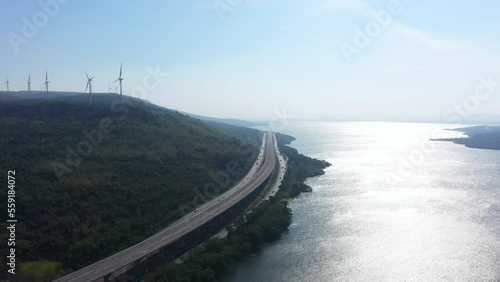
0,90,85,100
183,112,265,128
0,91,265,128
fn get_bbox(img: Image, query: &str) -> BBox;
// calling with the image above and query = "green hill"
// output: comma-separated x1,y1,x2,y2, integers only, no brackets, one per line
0,95,261,278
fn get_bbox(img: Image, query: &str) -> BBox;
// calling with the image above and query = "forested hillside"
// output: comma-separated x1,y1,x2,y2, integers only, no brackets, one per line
0,95,261,280
146,133,331,282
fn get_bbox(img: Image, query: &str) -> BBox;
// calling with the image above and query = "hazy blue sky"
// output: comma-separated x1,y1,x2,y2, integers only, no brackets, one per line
1,0,500,122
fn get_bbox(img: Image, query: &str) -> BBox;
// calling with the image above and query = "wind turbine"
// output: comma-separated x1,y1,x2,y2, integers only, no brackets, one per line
27,73,31,98
114,62,123,101
5,77,9,92
85,71,94,104
44,71,49,99
108,83,112,94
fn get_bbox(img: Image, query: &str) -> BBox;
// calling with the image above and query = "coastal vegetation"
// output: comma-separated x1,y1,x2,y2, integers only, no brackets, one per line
145,133,331,282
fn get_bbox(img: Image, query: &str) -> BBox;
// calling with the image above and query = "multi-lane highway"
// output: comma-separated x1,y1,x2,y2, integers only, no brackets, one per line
55,132,278,282
263,132,287,200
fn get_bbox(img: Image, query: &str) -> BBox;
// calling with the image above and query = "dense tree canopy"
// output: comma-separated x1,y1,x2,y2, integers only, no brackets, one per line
146,133,331,282
0,95,261,279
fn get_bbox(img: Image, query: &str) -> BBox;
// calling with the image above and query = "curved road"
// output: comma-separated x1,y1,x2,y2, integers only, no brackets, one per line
55,132,278,282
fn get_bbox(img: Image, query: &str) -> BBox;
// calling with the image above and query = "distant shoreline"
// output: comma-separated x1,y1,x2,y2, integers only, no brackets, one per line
431,125,500,150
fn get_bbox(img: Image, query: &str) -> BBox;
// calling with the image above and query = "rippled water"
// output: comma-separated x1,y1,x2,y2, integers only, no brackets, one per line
224,122,500,282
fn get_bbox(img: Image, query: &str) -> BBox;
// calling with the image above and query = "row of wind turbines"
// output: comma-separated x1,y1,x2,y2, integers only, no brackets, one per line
3,63,124,103
3,73,44,98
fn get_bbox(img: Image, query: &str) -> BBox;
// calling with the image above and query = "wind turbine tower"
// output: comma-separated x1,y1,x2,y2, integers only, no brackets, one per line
44,71,49,99
5,77,9,92
85,71,95,104
114,62,123,101
108,83,112,94
27,74,31,98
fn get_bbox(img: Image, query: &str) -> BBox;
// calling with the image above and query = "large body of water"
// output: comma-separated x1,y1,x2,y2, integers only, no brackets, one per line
224,122,500,282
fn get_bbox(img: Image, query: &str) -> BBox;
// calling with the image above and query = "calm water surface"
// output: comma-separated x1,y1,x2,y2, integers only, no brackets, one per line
224,122,500,282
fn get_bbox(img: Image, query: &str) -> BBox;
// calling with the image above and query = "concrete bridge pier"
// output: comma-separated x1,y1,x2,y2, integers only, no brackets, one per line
195,228,201,243
159,247,166,260
134,260,141,281
103,273,112,282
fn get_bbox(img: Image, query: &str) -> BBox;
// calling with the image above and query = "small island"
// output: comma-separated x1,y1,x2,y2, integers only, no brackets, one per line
432,125,500,150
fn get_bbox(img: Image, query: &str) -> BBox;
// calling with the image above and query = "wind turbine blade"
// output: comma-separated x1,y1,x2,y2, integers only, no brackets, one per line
91,76,95,80
45,71,48,81
85,71,89,80
85,81,89,93
119,62,122,78
114,78,119,83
